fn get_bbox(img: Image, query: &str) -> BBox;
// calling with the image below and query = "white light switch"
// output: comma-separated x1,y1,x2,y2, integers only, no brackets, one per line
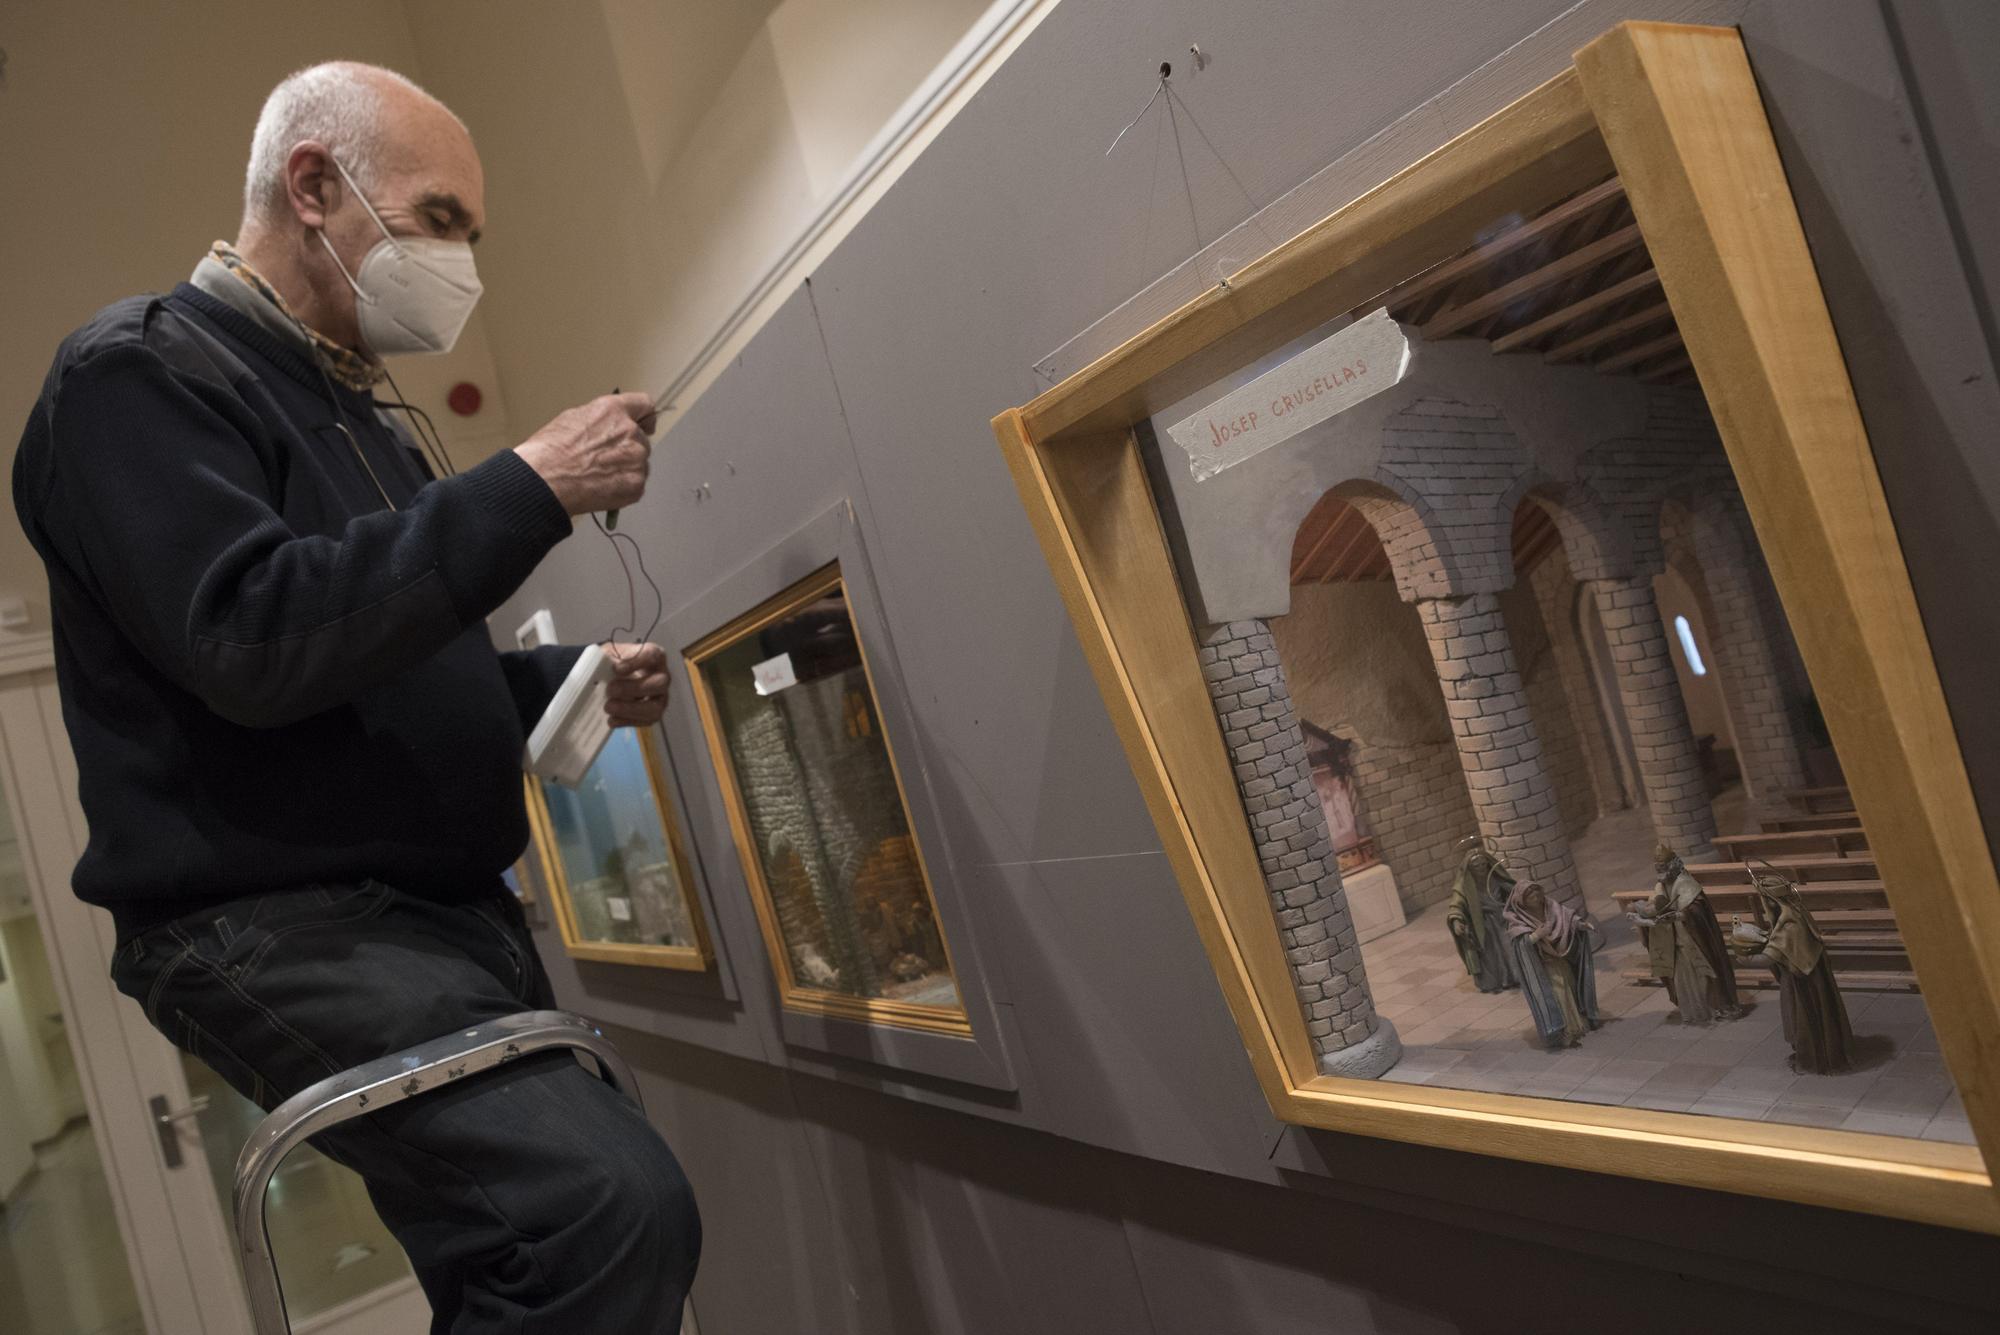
516,609,558,650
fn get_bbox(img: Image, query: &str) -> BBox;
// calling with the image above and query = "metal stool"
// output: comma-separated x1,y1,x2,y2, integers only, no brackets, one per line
231,1009,642,1335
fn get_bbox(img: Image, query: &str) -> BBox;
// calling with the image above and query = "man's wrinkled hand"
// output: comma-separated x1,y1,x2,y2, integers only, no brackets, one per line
602,643,670,727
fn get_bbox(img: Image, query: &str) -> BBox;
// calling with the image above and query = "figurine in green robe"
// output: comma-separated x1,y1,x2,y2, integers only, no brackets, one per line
1446,837,1516,993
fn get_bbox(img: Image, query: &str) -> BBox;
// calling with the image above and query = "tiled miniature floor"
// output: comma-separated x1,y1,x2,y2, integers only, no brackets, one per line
1366,796,1974,1144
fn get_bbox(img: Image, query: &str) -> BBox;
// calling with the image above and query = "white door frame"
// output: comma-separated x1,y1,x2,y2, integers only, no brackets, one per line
0,632,427,1334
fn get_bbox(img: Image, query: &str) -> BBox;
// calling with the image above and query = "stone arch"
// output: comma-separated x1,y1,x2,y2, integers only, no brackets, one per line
1327,473,1461,602
1499,471,1631,584
1507,472,1638,828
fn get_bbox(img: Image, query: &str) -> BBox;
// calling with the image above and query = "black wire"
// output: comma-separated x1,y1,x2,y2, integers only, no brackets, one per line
588,516,664,666
373,365,458,480
305,355,397,511
368,372,666,667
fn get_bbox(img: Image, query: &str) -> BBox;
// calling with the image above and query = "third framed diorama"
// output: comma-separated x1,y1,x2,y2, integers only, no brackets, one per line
994,22,2000,1231
524,725,713,971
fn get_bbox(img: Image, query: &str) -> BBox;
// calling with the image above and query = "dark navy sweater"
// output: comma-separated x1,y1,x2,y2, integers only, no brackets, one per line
12,283,582,939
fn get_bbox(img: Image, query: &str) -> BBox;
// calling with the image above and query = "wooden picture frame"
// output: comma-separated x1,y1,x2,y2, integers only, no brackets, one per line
685,560,971,1036
524,727,713,971
993,21,2000,1233
511,774,555,907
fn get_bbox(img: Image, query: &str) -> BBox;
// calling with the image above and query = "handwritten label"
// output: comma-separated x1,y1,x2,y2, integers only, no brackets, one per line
1166,308,1412,480
752,652,798,696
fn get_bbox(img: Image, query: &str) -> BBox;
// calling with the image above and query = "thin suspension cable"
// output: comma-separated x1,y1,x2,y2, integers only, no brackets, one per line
1163,82,1277,250
1105,76,1166,157
1163,82,1202,251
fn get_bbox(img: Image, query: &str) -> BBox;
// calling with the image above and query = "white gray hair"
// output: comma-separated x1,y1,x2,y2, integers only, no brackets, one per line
242,62,449,223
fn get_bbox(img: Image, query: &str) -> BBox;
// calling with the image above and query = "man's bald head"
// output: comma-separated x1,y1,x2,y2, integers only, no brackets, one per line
243,62,478,233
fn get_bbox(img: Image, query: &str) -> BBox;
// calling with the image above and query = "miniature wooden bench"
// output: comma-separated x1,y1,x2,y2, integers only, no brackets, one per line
1712,827,1869,861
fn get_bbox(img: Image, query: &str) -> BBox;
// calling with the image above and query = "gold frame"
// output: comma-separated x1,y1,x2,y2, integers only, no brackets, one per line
513,775,556,907
524,727,714,971
992,22,2000,1233
685,560,971,1035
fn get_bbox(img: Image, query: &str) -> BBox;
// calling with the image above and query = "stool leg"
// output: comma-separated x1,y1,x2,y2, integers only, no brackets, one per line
232,1010,640,1335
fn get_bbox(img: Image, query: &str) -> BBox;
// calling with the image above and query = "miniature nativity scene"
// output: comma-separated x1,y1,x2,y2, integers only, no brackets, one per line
1148,171,1965,1142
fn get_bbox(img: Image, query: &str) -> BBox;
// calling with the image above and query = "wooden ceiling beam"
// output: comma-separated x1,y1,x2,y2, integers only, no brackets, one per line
1370,176,1626,316
1595,327,1685,373
1422,222,1647,339
1544,299,1676,363
1638,354,1694,383
1288,500,1344,583
1488,266,1662,353
1326,512,1385,582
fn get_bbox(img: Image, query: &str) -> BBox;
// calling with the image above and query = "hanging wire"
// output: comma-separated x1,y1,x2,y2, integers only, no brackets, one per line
1162,81,1278,252
376,364,459,481
1105,75,1167,157
1162,78,1203,251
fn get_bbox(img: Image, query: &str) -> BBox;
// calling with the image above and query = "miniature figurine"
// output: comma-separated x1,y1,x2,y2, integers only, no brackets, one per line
1628,843,1742,1024
1504,881,1599,1049
1446,836,1517,993
1731,863,1855,1074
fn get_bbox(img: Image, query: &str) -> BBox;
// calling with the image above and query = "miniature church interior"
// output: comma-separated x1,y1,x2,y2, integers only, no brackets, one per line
1171,173,1963,1140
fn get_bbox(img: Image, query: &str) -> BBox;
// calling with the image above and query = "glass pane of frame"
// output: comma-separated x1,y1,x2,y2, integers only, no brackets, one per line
999,27,1999,1229
525,728,710,970
1140,166,1973,1147
687,562,966,1031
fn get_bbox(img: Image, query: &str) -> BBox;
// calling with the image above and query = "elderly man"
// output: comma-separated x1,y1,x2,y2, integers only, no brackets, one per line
12,62,698,1332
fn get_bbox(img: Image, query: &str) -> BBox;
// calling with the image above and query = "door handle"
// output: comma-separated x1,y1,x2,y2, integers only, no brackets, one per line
148,1093,209,1167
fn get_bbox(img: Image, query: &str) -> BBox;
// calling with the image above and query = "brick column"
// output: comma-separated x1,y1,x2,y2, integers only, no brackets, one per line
1587,576,1719,859
1529,556,1630,817
1701,555,1811,819
1198,621,1400,1079
1415,593,1587,916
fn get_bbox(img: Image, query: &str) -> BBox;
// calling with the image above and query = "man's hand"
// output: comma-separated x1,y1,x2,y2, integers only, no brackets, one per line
516,392,657,517
603,642,670,727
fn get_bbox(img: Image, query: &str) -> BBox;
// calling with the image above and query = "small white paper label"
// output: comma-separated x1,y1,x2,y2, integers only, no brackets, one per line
752,652,798,696
606,896,633,922
1166,308,1413,480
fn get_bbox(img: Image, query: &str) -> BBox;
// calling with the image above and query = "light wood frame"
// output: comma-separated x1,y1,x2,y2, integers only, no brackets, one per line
685,560,972,1036
993,21,2000,1233
524,728,714,971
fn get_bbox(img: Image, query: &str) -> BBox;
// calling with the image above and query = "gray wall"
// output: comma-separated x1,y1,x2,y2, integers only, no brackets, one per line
493,1,2000,1329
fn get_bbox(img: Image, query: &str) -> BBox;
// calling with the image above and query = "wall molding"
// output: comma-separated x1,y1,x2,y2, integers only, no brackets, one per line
654,0,1061,430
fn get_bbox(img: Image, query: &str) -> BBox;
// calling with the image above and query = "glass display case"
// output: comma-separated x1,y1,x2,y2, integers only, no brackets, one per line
686,561,966,1033
523,727,711,970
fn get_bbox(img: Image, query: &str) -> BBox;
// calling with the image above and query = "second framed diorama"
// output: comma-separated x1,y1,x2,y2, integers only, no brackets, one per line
995,23,2000,1231
672,503,1015,1089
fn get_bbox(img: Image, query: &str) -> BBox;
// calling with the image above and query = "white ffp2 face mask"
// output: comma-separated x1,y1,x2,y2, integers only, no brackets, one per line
317,156,483,357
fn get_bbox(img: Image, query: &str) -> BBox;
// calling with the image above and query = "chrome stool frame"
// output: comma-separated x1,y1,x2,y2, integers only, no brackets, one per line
230,1009,642,1335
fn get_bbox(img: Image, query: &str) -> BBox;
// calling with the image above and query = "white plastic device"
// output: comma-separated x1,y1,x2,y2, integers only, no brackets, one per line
524,644,616,787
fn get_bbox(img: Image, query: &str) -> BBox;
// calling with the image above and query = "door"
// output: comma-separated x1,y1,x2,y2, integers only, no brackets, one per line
0,637,430,1334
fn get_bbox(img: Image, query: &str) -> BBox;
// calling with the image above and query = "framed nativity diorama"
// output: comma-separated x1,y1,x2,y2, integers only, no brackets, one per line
996,23,2000,1231
675,503,1014,1088
523,726,714,970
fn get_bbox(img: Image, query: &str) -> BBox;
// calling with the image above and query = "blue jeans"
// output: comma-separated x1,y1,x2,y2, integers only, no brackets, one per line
111,881,700,1334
